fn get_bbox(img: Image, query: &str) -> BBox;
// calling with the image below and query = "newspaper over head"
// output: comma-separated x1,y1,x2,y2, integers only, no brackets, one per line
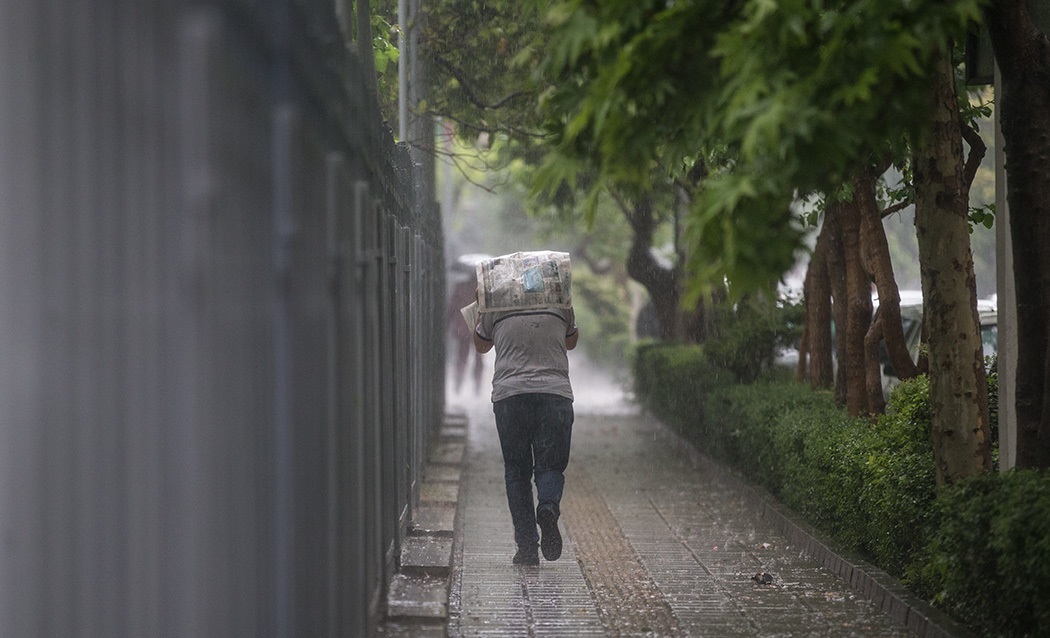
475,251,572,313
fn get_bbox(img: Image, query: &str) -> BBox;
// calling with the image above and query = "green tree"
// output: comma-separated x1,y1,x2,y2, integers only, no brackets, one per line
411,0,710,343
533,0,993,483
419,0,549,155
913,50,992,484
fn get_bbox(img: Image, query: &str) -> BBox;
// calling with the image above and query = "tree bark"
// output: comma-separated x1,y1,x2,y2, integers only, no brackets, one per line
824,210,850,406
828,198,873,416
855,166,919,383
855,163,905,415
913,49,992,486
801,219,834,388
865,310,888,414
985,0,1050,469
619,194,688,342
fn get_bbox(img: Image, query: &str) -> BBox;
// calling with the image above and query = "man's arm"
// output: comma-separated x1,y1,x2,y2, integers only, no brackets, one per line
474,326,493,353
565,308,579,350
472,287,493,353
566,327,578,351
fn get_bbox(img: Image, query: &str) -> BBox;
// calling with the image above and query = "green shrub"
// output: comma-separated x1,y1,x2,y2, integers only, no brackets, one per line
987,354,1000,464
704,382,845,494
632,343,728,431
778,407,878,550
705,294,801,383
915,470,1050,637
859,377,938,573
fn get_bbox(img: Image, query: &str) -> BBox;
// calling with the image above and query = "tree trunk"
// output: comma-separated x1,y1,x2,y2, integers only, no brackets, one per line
824,210,850,406
855,166,919,382
801,219,834,388
839,197,874,417
985,0,1050,469
852,164,894,413
621,194,687,342
865,311,887,414
913,49,992,486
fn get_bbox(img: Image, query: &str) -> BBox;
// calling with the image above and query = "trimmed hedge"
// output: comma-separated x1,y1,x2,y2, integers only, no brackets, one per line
632,343,728,432
633,343,1050,638
916,470,1050,636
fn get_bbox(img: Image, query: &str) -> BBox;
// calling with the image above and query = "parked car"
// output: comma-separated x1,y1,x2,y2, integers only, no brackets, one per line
778,291,998,397
880,291,997,393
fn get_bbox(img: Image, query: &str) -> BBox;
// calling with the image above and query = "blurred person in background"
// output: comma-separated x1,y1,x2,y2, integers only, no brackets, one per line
446,256,487,396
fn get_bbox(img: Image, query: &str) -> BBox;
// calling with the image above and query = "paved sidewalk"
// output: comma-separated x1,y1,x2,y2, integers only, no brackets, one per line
445,394,933,637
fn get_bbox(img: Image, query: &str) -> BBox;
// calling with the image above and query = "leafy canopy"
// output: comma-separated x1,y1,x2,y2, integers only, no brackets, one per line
531,0,987,294
421,0,549,146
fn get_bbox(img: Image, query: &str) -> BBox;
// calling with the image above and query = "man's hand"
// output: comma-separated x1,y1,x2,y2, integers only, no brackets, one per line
474,329,493,354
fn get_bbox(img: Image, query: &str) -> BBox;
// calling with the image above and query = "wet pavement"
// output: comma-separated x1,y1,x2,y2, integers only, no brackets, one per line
435,357,964,637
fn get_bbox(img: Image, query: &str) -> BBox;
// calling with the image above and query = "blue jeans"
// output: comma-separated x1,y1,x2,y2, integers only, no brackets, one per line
493,393,574,547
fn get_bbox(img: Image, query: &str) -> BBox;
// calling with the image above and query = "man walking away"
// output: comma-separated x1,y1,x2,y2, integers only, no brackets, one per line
474,302,578,566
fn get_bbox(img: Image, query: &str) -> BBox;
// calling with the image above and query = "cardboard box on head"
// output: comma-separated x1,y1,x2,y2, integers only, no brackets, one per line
474,251,572,313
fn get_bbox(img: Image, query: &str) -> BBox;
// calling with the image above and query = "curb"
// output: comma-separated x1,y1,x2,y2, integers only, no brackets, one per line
377,410,468,637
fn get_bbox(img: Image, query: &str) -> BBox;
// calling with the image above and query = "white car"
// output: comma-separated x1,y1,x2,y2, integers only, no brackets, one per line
879,291,997,392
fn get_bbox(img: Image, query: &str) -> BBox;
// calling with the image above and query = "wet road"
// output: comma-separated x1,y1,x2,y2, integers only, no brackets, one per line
444,360,918,637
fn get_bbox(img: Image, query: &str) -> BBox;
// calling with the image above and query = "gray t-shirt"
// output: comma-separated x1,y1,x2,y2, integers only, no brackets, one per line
476,308,576,403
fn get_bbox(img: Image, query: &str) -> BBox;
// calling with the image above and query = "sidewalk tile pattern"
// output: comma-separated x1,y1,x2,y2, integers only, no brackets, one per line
563,466,681,635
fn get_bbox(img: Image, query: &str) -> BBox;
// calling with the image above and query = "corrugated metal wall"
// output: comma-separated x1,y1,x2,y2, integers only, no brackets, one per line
0,1,444,636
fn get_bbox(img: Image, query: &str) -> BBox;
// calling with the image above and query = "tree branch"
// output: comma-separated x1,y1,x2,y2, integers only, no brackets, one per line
423,110,548,141
433,54,531,111
960,122,987,189
880,200,912,219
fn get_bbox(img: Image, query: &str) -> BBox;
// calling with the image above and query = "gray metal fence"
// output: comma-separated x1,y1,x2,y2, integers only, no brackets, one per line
0,1,444,636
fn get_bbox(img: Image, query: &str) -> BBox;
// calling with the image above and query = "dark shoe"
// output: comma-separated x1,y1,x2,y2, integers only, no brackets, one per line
537,507,562,561
513,544,539,566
